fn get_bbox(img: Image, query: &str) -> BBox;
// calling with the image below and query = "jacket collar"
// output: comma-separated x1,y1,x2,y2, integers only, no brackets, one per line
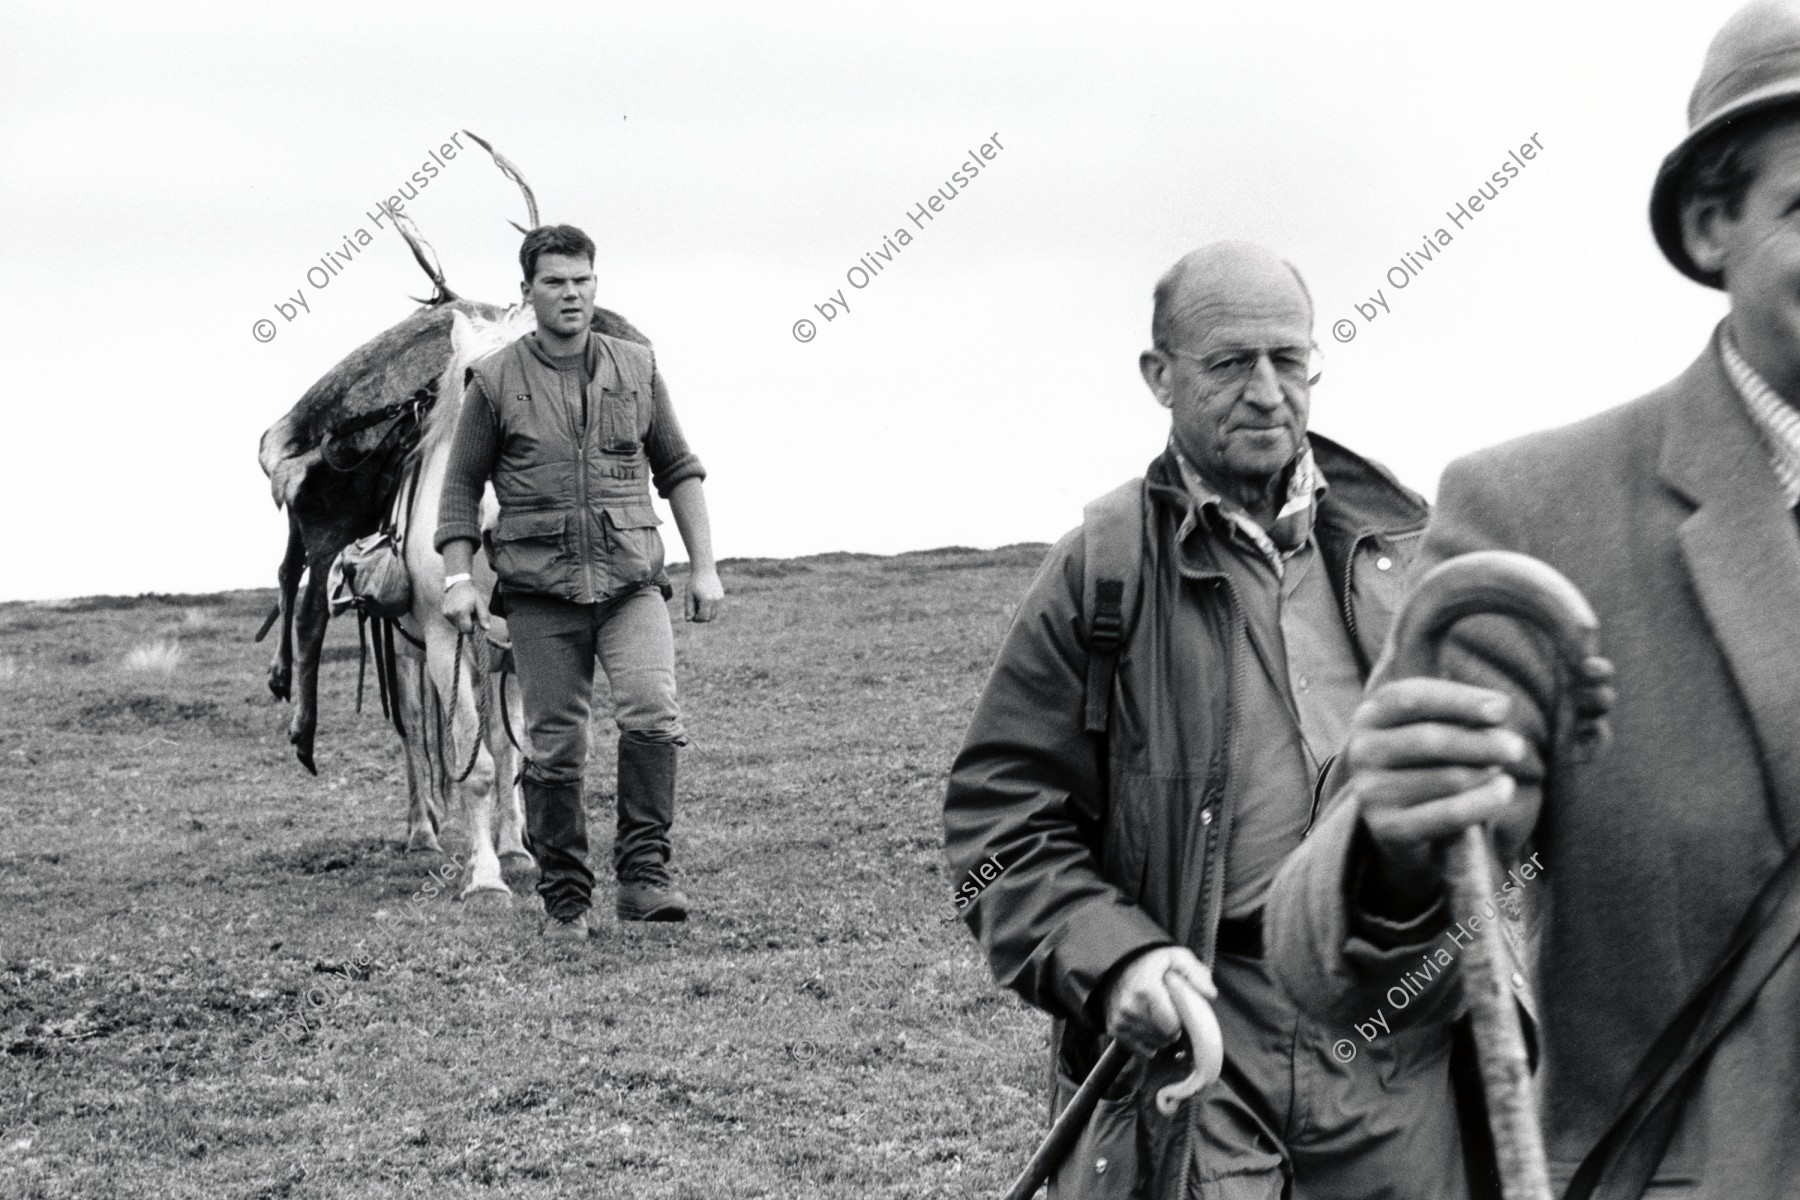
1146,431,1428,573
1660,323,1800,840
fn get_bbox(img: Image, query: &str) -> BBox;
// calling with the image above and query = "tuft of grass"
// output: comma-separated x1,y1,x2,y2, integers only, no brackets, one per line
0,654,19,687
179,608,215,633
122,638,183,678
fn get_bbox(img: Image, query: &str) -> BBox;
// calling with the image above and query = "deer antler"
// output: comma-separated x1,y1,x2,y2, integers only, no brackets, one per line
464,129,540,234
392,209,457,306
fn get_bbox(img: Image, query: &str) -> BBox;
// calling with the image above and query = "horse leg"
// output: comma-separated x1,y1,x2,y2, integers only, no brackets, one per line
288,552,332,774
425,630,510,902
399,655,443,854
268,514,305,702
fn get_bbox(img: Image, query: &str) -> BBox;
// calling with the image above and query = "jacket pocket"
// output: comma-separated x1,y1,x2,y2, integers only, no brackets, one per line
492,509,570,594
600,508,666,590
597,383,650,457
1048,1062,1140,1200
602,503,661,529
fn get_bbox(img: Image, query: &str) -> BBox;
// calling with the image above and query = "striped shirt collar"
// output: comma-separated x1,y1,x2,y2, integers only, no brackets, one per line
1720,328,1800,508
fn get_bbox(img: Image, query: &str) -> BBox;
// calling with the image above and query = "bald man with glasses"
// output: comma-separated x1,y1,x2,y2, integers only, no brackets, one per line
946,242,1491,1199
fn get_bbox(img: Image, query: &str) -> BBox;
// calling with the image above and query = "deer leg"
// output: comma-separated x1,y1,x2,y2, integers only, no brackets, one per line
494,666,533,867
268,515,305,702
434,679,454,835
288,553,331,774
399,656,443,854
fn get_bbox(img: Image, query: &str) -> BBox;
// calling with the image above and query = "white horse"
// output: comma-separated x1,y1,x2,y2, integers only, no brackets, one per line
402,306,538,899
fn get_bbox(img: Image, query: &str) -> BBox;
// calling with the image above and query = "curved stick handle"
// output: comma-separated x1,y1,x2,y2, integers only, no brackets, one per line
1154,970,1225,1117
1001,971,1227,1198
1374,550,1610,759
1376,549,1611,1200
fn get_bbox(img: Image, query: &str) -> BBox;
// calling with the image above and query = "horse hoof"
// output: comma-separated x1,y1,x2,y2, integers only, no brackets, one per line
459,884,513,906
500,850,536,870
405,831,445,854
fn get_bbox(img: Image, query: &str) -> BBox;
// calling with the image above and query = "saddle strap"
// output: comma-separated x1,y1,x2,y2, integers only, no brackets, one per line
384,457,423,551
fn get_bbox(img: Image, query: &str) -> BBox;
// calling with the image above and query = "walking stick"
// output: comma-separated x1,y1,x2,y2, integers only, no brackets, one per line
999,971,1222,1200
1374,550,1612,1200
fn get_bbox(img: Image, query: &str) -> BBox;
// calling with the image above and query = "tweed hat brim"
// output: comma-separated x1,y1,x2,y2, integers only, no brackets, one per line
1651,86,1800,287
1652,19,1800,288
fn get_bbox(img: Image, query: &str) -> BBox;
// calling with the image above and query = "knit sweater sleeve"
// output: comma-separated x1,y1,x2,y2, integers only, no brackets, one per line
433,375,499,553
644,354,705,499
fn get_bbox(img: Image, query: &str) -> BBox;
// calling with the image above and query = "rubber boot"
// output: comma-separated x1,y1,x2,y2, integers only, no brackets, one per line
522,777,595,923
613,734,688,921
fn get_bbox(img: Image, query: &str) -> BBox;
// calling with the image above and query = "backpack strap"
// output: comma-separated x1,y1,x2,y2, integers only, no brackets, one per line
1081,477,1147,735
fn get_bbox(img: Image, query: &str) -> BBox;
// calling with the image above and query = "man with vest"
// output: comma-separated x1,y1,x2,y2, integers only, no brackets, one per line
437,224,723,938
1264,3,1800,1193
944,242,1494,1198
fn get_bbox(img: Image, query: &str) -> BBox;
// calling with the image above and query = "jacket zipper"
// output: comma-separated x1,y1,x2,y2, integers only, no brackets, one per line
1338,532,1370,646
566,360,596,603
1198,574,1246,968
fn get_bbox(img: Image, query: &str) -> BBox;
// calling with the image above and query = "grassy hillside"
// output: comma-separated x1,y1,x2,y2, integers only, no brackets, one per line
0,546,1058,1200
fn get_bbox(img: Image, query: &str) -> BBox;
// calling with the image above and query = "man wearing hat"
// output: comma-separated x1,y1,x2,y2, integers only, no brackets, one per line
1263,2,1800,1195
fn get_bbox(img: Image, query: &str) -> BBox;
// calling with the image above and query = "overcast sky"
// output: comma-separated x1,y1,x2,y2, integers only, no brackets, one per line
0,1,1746,602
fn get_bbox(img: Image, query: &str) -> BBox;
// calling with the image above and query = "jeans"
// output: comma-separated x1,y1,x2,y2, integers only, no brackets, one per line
505,584,685,914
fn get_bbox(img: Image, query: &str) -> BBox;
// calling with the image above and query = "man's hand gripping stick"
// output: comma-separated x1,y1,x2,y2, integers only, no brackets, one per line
1371,549,1612,1200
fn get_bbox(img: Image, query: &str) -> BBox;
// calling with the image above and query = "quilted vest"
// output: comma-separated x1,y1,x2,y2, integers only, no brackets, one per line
470,332,666,603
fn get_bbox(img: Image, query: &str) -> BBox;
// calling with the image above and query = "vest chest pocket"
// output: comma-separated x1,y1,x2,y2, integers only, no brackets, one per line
598,386,646,454
492,509,570,594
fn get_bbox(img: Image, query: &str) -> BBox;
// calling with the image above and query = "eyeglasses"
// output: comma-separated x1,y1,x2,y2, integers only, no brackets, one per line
1159,343,1322,388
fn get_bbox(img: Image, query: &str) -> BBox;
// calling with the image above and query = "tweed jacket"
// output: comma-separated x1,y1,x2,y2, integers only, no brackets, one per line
1265,325,1800,1196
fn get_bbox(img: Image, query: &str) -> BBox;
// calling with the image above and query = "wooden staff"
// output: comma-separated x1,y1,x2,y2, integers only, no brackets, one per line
1374,549,1611,1200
